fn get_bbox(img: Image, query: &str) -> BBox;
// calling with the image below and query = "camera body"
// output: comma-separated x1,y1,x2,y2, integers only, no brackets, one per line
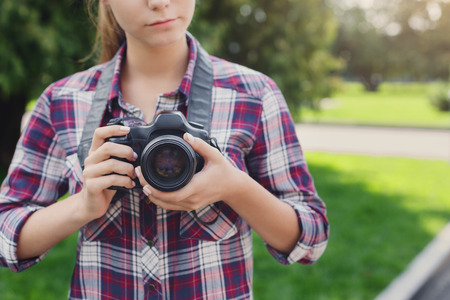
107,111,218,192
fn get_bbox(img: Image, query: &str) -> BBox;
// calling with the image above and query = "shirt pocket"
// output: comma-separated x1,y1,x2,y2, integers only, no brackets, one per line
82,196,123,241
179,202,241,242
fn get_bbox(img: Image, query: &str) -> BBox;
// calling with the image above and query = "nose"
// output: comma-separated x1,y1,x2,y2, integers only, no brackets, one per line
147,0,170,10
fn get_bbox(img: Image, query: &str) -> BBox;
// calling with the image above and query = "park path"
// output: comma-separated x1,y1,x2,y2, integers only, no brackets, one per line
295,123,450,161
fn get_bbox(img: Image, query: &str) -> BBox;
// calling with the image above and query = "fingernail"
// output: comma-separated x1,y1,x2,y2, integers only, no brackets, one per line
120,126,130,132
133,152,138,161
185,133,195,144
135,167,141,178
143,186,152,196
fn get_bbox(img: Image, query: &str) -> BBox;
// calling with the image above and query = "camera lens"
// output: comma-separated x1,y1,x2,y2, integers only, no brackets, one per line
140,135,197,191
152,145,186,180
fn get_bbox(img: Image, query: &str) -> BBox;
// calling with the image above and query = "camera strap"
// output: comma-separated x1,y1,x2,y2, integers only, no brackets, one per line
187,46,214,134
77,44,214,169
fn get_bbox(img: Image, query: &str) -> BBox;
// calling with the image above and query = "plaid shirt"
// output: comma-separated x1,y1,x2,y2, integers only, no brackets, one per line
0,34,328,299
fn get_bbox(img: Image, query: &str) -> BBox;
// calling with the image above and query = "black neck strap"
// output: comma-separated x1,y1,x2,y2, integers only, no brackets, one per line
187,46,214,133
77,44,214,169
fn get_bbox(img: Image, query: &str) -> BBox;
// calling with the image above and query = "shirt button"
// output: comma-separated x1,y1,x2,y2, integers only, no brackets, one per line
147,240,154,247
148,283,156,291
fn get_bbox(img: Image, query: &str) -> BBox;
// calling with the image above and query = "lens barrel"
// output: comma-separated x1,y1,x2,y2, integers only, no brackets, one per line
140,135,197,192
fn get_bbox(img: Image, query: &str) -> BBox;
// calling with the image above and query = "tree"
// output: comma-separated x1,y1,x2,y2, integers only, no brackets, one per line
392,0,450,80
0,0,94,167
332,7,388,91
330,0,450,90
191,0,341,114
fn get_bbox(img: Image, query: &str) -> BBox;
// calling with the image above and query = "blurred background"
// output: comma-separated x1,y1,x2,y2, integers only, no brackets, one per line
0,0,449,299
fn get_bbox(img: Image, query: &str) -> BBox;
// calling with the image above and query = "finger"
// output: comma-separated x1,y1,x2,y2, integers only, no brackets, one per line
135,165,197,200
183,133,219,161
85,142,137,167
146,194,192,211
84,158,137,180
90,125,130,153
134,166,149,187
84,173,136,192
142,183,200,209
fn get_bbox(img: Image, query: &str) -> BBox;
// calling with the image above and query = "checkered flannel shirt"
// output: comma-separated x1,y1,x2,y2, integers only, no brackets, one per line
0,33,328,299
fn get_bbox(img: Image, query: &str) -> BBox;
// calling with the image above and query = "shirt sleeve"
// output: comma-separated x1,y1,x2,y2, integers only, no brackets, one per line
246,78,329,265
0,86,68,272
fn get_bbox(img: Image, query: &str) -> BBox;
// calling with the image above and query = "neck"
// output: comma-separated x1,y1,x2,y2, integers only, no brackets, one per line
123,35,190,81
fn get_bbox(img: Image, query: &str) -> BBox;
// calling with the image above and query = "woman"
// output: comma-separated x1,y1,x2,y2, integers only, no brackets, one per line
0,0,329,298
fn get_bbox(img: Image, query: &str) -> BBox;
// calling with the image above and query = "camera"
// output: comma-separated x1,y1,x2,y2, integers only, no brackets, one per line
107,111,219,192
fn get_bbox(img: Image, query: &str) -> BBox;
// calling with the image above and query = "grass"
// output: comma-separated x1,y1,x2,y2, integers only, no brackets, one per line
300,82,450,129
1,153,449,299
0,234,77,300
253,153,450,299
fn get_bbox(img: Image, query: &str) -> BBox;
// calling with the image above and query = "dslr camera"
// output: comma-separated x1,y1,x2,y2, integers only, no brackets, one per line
107,111,219,192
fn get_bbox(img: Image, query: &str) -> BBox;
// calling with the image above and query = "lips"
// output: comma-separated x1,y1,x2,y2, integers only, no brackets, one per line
149,18,176,27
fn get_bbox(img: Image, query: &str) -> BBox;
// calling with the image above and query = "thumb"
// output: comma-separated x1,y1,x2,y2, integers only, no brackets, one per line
183,133,216,158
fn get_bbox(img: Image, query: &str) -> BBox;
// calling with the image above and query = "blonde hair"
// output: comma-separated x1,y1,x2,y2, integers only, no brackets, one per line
87,0,126,63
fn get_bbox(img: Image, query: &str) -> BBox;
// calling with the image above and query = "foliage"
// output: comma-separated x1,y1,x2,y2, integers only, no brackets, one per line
391,0,450,80
0,0,94,167
331,7,389,91
330,0,450,90
428,81,450,112
0,0,94,98
301,82,450,128
2,153,450,299
191,0,341,115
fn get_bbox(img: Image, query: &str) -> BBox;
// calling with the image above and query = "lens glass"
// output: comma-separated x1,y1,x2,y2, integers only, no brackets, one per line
141,135,197,191
150,144,187,181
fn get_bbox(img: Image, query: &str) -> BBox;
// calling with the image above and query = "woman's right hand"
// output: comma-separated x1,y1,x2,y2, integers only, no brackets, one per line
17,125,138,260
79,125,138,222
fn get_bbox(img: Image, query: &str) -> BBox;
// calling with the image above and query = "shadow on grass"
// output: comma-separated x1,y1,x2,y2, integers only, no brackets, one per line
253,161,447,300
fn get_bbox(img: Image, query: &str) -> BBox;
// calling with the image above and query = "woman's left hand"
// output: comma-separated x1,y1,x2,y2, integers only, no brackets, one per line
135,133,244,211
136,135,302,254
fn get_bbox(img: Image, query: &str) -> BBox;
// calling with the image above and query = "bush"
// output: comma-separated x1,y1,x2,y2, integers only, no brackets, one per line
429,82,450,112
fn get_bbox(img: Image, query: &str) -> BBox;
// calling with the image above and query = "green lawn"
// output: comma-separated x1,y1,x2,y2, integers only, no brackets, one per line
1,153,449,299
254,153,450,299
300,82,450,129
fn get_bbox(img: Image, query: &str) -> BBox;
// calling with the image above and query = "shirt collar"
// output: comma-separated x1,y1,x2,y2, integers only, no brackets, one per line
105,32,200,112
179,32,198,102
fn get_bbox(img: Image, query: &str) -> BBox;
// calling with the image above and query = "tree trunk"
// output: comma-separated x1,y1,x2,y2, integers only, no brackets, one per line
360,74,382,92
0,93,28,168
